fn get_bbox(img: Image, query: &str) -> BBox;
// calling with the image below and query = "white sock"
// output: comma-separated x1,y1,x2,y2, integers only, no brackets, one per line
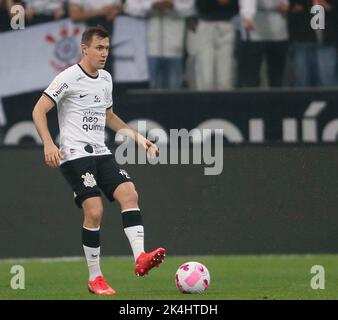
124,225,145,261
83,245,102,281
83,225,103,281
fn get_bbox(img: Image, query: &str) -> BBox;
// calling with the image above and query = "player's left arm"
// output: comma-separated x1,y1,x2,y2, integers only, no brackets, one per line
105,108,159,157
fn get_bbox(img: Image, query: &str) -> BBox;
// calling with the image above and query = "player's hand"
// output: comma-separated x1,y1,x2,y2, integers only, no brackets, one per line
146,139,160,159
44,142,64,168
137,135,159,159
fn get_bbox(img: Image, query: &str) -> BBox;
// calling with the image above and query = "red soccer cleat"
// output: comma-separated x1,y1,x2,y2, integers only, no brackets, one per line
135,248,166,276
88,276,116,296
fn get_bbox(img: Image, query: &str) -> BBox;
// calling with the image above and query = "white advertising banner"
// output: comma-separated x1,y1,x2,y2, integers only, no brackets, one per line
112,15,149,83
0,19,86,125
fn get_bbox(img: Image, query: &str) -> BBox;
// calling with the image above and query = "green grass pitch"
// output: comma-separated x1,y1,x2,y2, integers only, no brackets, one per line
0,255,337,300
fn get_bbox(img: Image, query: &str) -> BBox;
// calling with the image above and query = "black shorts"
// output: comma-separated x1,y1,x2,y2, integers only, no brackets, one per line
60,155,132,208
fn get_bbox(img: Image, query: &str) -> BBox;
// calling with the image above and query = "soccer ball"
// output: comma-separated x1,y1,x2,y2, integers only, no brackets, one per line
175,261,210,294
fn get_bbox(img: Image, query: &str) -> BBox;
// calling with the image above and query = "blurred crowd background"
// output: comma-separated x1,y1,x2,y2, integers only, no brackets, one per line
1,0,338,91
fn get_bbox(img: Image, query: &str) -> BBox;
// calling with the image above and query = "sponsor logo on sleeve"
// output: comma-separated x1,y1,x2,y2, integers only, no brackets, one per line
52,83,68,98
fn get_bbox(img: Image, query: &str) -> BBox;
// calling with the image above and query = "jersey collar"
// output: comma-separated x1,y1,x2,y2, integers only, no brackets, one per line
77,64,99,79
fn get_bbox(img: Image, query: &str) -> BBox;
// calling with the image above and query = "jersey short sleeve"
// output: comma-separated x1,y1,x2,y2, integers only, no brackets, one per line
103,71,113,109
108,79,113,109
44,72,71,105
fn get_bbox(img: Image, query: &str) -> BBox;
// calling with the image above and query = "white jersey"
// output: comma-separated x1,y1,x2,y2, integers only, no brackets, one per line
44,64,113,164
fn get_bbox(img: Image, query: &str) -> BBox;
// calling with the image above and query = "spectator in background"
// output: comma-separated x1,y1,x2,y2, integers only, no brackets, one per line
23,0,67,26
288,0,338,87
238,0,289,87
69,0,123,74
69,0,122,32
147,0,194,89
0,0,14,142
0,0,15,32
185,12,198,89
112,0,152,96
194,0,239,90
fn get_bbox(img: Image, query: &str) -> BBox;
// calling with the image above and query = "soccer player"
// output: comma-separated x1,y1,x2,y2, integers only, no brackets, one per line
32,26,166,296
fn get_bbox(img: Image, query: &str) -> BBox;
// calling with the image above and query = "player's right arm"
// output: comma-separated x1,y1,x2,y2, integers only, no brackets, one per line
32,95,63,168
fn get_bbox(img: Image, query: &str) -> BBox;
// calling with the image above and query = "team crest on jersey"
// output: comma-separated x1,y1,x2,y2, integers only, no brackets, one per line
81,172,97,188
94,95,101,103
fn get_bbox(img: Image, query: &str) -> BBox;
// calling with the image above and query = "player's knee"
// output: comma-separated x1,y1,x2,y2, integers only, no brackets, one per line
126,188,138,205
83,201,103,225
120,188,138,207
114,182,139,207
87,207,103,221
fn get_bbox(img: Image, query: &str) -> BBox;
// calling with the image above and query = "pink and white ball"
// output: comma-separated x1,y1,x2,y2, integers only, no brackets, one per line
175,261,210,294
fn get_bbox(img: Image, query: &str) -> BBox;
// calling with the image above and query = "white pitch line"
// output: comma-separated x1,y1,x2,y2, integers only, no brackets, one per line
0,256,135,264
